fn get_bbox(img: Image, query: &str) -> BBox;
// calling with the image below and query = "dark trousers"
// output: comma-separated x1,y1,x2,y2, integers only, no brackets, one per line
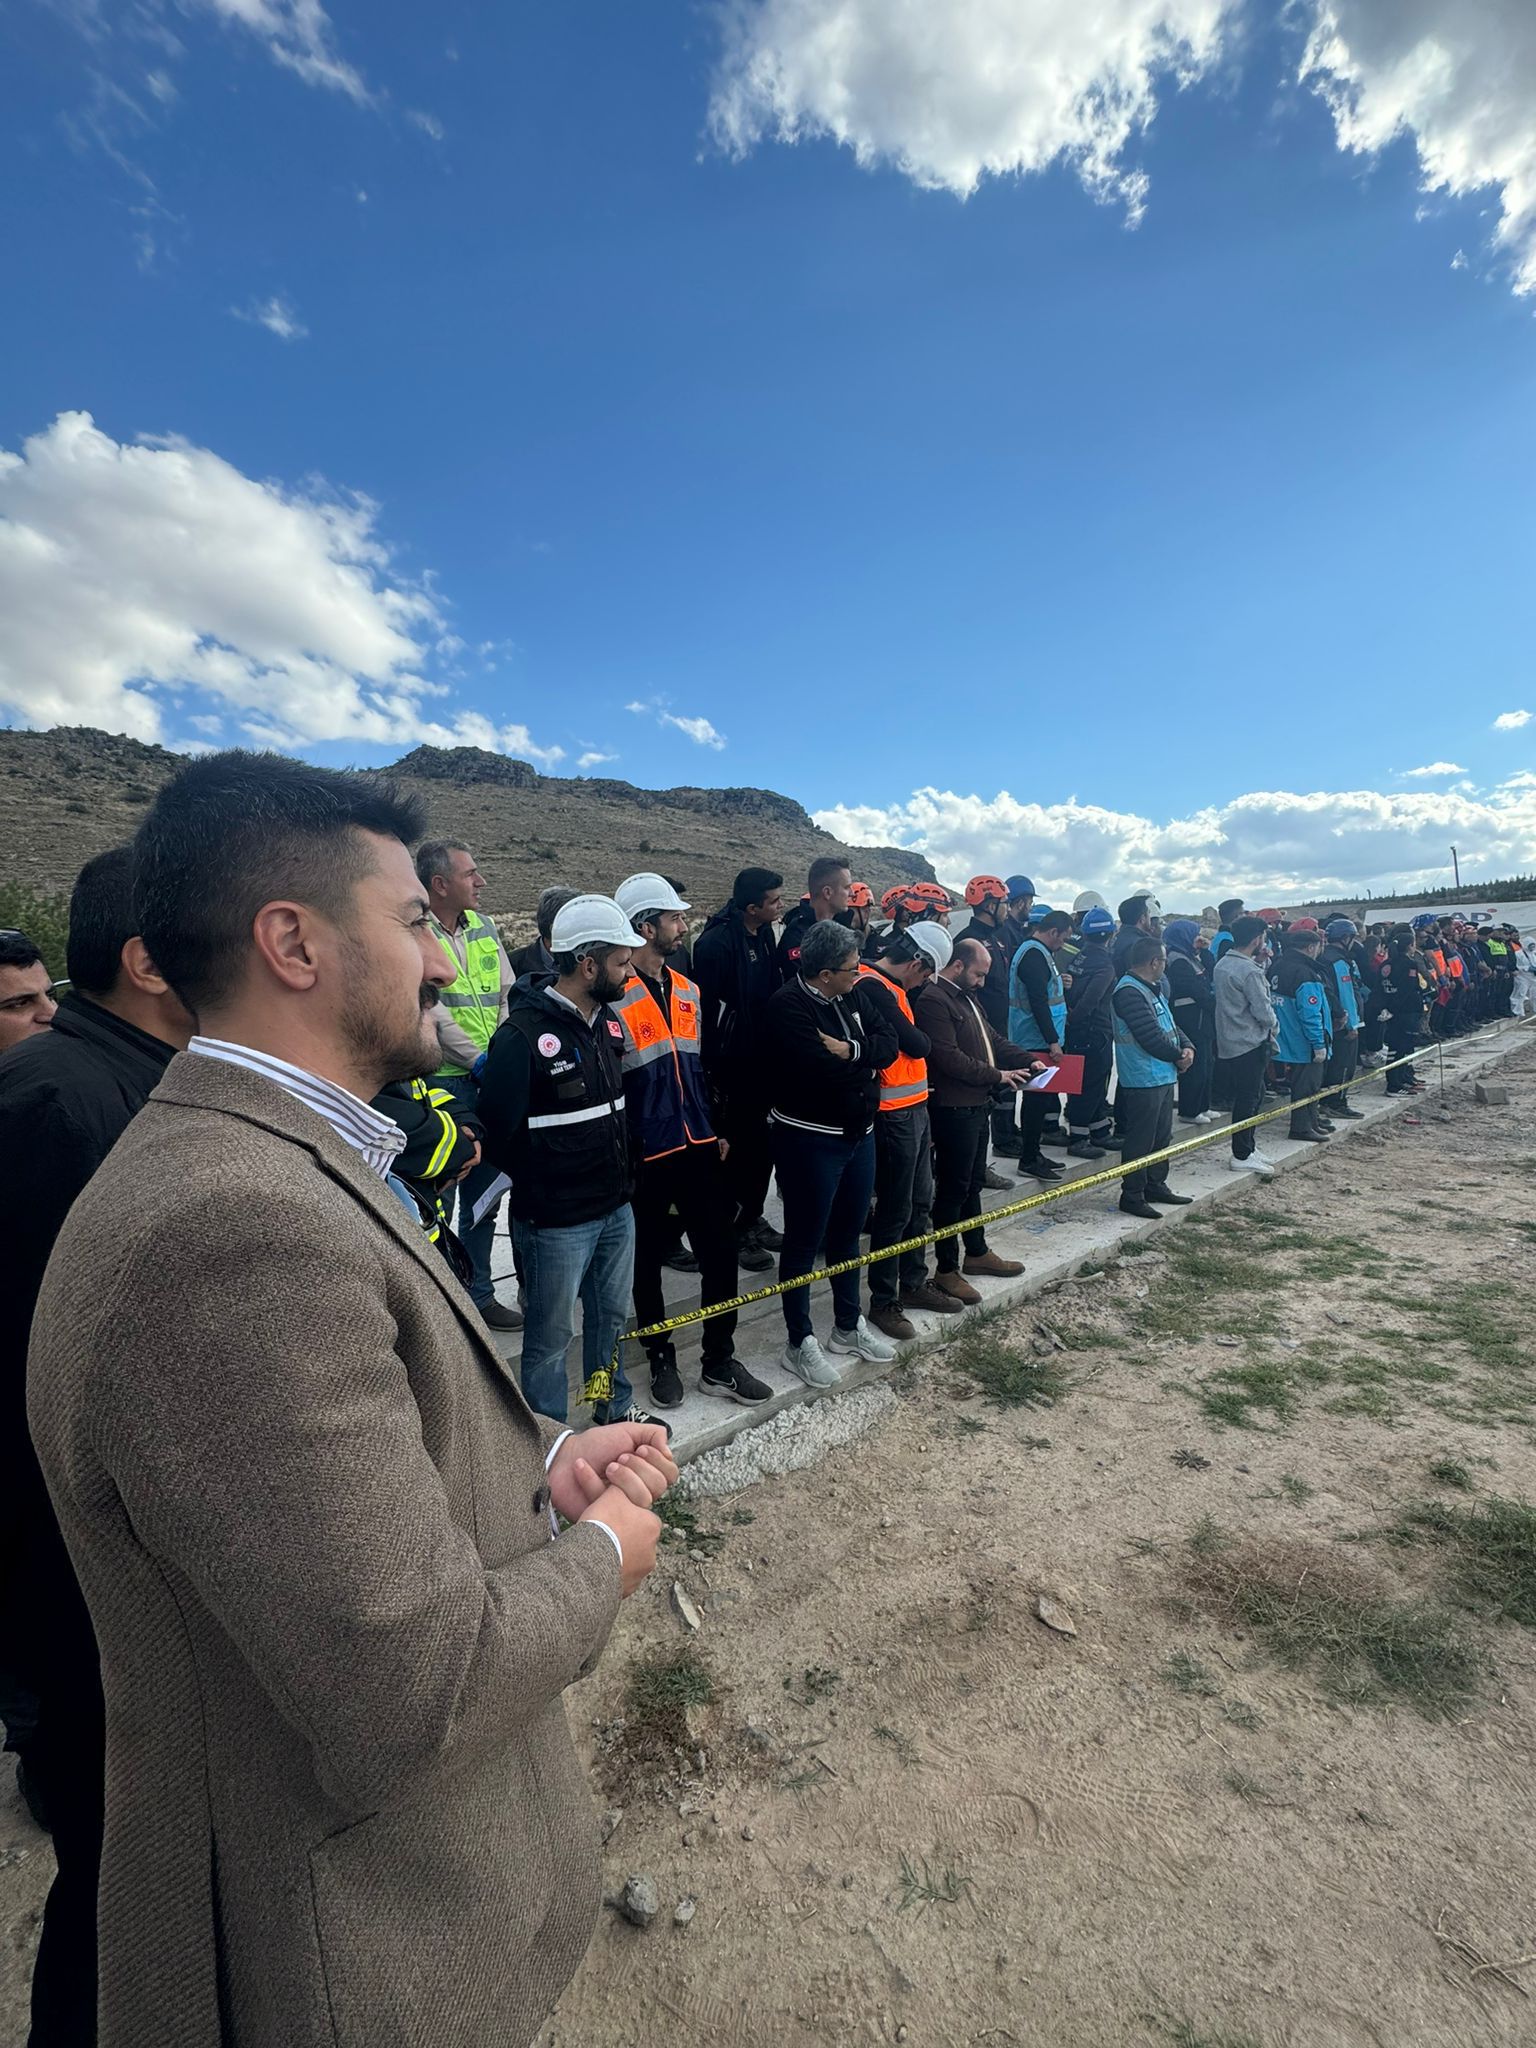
869,1106,934,1306
22,1686,104,2045
930,1104,992,1270
990,1086,1019,1153
715,1085,774,1230
1385,1018,1420,1091
438,1073,503,1306
632,1146,739,1366
1221,1042,1271,1158
1287,1058,1326,1135
772,1121,876,1343
1064,1042,1113,1139
1016,1087,1053,1161
1119,1083,1174,1200
1323,1032,1359,1108
1176,1026,1213,1120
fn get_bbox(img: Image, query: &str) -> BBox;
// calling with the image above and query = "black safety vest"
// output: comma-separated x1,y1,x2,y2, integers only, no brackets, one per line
501,996,633,1227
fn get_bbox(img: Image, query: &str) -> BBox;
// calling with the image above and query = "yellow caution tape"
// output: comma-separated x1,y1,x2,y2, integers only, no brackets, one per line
580,1023,1527,1405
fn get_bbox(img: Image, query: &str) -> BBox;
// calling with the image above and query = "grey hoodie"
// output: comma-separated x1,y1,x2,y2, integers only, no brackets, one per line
1213,947,1277,1058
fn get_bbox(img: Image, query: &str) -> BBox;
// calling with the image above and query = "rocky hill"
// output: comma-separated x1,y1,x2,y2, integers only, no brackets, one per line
0,728,935,930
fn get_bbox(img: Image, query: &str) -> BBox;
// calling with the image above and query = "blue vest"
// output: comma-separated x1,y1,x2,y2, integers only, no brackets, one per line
1009,937,1068,1050
1112,973,1178,1088
1274,974,1331,1063
1332,956,1362,1031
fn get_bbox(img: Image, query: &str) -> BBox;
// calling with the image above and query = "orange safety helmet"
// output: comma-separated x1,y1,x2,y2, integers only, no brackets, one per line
880,884,921,918
907,882,952,913
964,874,1008,908
846,881,873,909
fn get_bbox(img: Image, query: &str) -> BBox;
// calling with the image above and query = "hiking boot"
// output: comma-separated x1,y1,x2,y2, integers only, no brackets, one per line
932,1270,982,1306
1144,1186,1193,1207
648,1353,685,1409
964,1250,1024,1278
826,1317,897,1364
902,1281,964,1316
781,1336,840,1388
1118,1196,1163,1219
700,1357,772,1405
479,1298,524,1331
982,1164,1014,1190
869,1303,917,1342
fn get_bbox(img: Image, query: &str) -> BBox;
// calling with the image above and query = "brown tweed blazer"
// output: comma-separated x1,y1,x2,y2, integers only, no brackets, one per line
27,1051,624,2047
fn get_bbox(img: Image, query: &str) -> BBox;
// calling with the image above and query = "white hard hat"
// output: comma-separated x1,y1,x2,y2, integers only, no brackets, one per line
1138,893,1163,919
614,872,690,925
908,921,953,971
550,893,645,952
1072,890,1106,915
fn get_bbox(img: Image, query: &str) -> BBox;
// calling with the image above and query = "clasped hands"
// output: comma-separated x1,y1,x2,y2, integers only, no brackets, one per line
547,1422,678,1596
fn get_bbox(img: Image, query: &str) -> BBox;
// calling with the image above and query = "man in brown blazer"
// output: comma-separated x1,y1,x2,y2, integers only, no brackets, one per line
27,751,675,2047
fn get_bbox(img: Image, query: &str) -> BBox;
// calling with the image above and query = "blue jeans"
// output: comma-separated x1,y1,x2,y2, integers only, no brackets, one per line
771,1120,876,1345
437,1073,503,1305
513,1207,636,1423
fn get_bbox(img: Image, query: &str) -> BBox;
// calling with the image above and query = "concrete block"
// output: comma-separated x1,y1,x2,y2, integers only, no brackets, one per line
1475,1081,1509,1106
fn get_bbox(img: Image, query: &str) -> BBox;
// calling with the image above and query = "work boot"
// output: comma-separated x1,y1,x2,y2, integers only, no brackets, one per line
932,1270,982,1306
870,1303,917,1342
736,1237,775,1273
964,1250,1024,1278
902,1281,964,1316
663,1246,700,1273
1067,1138,1107,1160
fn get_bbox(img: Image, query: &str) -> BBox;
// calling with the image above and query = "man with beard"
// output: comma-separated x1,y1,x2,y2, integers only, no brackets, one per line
478,894,652,1428
27,752,673,2048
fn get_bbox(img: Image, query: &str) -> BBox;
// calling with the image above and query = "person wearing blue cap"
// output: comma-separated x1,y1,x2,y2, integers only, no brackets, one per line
1008,908,1071,1180
1062,905,1116,1156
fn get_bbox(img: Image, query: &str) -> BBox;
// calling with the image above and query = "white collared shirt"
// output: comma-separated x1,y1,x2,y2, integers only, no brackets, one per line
187,1038,406,1180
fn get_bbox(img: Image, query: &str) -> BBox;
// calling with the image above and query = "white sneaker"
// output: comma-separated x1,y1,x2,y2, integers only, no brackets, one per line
1197,1109,1223,1123
781,1336,841,1388
1251,1148,1277,1167
1230,1155,1274,1177
826,1316,898,1364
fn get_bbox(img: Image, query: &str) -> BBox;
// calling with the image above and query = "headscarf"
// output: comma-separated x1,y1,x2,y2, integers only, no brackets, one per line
1163,918,1200,960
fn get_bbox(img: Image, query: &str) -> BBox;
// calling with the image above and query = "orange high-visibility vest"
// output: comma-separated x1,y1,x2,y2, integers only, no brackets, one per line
856,964,928,1111
612,968,715,1161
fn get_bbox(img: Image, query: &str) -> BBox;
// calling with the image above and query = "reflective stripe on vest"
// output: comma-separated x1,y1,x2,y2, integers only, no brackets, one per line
527,1098,620,1130
612,969,717,1160
431,911,503,1069
1111,972,1179,1088
856,964,928,1111
1008,937,1067,1050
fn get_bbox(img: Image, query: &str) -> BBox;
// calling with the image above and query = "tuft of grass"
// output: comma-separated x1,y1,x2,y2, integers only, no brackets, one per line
953,1413,989,1438
1146,2014,1263,2048
623,1643,718,1756
949,1313,1070,1410
1223,1769,1270,1804
655,1492,722,1554
897,1852,971,1912
1391,1496,1536,1627
964,1588,998,1633
1279,1472,1314,1505
728,1506,756,1525
1183,1538,1482,1718
1222,1699,1263,1730
1428,1459,1474,1493
1188,1514,1229,1556
873,1724,917,1766
1172,1448,1211,1471
1162,1650,1219,1698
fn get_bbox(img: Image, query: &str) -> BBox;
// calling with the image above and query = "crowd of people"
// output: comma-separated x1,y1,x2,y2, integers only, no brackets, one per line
1,747,1532,2047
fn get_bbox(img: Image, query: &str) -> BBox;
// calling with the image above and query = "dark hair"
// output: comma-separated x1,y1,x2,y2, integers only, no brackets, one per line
1218,897,1244,922
133,751,427,1014
883,931,923,967
414,839,471,890
732,866,782,911
1117,895,1150,926
1125,933,1165,971
1036,910,1071,934
535,885,579,941
66,846,139,997
0,929,44,972
1230,915,1267,951
807,855,850,895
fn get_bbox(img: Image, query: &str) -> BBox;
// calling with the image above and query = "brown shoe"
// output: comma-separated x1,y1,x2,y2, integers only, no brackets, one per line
870,1303,917,1341
932,1270,982,1306
964,1250,1024,1278
901,1282,964,1316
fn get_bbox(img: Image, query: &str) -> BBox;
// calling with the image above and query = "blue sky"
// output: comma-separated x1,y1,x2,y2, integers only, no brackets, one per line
1,0,1533,900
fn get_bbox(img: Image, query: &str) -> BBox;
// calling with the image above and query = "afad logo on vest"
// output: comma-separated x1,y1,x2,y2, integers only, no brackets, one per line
537,1033,562,1058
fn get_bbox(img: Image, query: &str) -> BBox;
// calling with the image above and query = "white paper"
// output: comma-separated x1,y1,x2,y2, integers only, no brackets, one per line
1023,1065,1060,1092
470,1172,512,1228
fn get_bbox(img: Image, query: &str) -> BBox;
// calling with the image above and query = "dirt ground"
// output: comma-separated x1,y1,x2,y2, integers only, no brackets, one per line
4,1041,1535,2048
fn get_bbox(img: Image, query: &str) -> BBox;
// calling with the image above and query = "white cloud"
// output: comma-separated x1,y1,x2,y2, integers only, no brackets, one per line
190,0,368,101
659,712,727,750
1402,760,1465,776
1301,0,1536,294
406,108,445,140
1494,708,1532,730
231,293,307,341
625,699,651,715
814,780,1536,903
0,411,563,765
709,0,1231,220
577,749,618,771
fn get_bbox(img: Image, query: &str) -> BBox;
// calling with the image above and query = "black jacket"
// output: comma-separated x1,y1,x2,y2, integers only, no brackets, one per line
692,903,779,1082
477,977,632,1227
1,993,179,1700
963,915,1013,1034
1165,951,1214,1045
508,937,554,980
763,976,897,1139
1063,939,1115,1049
775,898,820,983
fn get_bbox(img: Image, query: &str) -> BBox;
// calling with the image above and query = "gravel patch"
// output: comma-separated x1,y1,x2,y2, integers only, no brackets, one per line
675,1384,897,1498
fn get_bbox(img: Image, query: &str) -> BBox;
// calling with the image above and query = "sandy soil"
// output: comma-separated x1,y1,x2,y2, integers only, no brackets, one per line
4,1041,1534,2048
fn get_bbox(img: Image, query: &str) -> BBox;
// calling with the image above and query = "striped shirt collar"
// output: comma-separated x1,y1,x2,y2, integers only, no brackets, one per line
188,1037,406,1180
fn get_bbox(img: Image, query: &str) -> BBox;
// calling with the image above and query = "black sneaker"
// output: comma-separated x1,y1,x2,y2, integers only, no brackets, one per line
1019,1155,1064,1179
1332,1106,1366,1121
663,1247,700,1273
649,1354,685,1409
743,1218,785,1253
1067,1140,1107,1159
593,1401,673,1439
737,1240,775,1273
700,1357,773,1405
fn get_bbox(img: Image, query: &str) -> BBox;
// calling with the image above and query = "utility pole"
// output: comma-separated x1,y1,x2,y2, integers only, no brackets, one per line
1451,844,1461,891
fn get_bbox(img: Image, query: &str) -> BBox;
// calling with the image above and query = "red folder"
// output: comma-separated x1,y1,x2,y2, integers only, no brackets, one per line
1023,1053,1084,1094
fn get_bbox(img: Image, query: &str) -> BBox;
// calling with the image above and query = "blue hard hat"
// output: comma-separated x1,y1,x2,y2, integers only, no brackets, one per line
1325,918,1358,940
1081,906,1115,936
1005,875,1036,898
1027,902,1054,924
1411,913,1437,929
